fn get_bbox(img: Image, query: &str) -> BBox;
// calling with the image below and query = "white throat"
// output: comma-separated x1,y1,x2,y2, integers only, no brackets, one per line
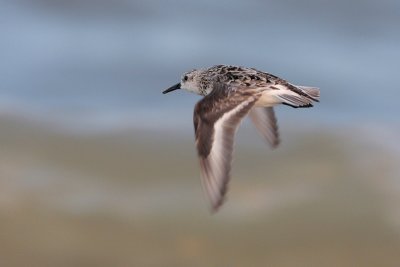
181,82,203,95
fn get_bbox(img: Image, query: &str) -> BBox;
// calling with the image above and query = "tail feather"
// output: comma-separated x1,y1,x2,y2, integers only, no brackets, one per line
266,83,320,108
296,85,320,102
276,93,314,108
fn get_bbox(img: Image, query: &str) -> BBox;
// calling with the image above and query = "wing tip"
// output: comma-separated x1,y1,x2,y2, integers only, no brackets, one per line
270,138,281,149
209,198,225,213
209,180,228,213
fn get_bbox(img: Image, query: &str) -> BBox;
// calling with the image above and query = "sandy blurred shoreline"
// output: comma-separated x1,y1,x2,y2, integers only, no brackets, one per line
1,114,400,266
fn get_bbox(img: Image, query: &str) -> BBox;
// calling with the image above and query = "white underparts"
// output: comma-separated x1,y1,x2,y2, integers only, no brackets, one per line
255,90,282,107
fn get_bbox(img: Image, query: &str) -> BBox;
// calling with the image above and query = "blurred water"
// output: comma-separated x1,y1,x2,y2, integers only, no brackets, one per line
1,0,399,130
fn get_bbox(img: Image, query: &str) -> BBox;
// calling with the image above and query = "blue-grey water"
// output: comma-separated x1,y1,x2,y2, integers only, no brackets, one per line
1,0,399,130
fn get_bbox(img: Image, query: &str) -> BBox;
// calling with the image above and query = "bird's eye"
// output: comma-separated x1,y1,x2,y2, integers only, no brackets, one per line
183,75,188,81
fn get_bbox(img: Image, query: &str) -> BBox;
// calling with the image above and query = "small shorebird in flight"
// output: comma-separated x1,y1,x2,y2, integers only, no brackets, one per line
163,65,319,212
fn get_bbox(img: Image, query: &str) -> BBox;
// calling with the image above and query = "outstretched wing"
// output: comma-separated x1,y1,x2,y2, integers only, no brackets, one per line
193,83,259,212
248,107,280,148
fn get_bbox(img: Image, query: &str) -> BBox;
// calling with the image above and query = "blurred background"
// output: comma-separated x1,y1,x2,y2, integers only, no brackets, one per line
1,0,400,266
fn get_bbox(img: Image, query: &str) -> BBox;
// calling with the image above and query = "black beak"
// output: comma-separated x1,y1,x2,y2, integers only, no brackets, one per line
162,83,181,94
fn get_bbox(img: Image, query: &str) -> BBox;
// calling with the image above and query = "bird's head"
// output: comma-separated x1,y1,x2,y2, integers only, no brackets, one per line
163,69,205,95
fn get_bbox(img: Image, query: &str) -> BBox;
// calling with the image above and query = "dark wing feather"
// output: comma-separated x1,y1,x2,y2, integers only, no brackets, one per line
248,107,280,148
193,83,259,212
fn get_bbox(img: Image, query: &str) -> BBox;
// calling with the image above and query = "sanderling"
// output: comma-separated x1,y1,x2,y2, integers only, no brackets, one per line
163,65,319,212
